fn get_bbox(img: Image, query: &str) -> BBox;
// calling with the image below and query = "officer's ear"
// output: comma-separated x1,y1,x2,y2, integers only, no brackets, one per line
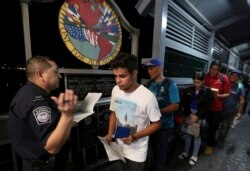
36,70,44,79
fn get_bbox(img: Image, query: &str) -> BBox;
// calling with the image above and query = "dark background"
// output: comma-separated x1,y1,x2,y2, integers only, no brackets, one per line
0,0,154,113
1,0,153,67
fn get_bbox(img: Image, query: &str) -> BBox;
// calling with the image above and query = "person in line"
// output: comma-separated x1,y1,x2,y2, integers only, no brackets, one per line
217,69,245,148
8,56,78,171
204,60,231,154
104,53,161,171
242,79,249,114
247,110,250,155
178,71,213,165
145,58,180,171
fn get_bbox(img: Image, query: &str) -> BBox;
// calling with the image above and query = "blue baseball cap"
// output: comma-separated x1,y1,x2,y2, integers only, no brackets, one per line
145,59,162,67
231,69,241,75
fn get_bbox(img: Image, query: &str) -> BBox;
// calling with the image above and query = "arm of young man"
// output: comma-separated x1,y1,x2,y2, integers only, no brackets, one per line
122,120,161,145
104,111,117,143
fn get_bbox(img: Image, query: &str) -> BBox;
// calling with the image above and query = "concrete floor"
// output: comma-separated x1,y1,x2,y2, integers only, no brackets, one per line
166,113,250,171
97,99,250,171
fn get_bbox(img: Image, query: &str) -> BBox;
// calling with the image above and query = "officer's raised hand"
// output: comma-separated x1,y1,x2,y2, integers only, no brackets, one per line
51,89,78,116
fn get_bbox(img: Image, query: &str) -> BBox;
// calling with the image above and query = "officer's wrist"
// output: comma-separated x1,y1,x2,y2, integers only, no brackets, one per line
60,114,73,122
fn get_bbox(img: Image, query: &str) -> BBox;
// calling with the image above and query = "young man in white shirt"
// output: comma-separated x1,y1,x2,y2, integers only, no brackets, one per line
105,52,161,171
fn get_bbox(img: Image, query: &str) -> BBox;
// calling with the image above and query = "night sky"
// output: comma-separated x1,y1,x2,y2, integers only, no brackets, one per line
1,0,154,69
0,0,154,113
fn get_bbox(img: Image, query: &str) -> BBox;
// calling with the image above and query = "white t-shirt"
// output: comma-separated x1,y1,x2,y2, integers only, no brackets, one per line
110,85,161,162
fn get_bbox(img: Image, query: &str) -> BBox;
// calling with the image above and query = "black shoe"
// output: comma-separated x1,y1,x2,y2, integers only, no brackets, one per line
247,149,250,155
217,142,225,149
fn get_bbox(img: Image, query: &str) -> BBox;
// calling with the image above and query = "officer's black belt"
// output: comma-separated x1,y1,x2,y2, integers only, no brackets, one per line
24,156,55,171
24,156,55,163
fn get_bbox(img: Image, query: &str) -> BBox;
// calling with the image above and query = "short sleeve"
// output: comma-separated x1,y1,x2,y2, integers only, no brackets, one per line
168,82,180,103
28,99,60,148
146,95,161,122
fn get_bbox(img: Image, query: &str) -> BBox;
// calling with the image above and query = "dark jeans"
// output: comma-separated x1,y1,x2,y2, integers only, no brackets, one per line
217,111,235,144
206,110,222,147
23,158,33,171
145,128,173,171
104,158,145,171
122,158,145,171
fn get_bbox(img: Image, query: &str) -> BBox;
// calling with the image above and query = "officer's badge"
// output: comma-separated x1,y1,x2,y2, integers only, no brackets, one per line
33,106,51,125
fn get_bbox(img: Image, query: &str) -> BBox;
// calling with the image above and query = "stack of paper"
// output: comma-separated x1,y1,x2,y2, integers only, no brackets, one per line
98,136,125,162
73,92,102,123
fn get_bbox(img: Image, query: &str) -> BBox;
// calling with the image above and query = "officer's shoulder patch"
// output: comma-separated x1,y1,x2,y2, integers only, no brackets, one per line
33,106,51,125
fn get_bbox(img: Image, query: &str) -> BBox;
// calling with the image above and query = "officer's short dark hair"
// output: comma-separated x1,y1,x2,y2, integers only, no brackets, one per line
210,60,221,68
110,52,138,73
192,71,205,81
25,56,53,79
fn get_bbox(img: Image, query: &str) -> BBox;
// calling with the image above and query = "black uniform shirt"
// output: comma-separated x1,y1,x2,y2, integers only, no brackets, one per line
8,81,61,160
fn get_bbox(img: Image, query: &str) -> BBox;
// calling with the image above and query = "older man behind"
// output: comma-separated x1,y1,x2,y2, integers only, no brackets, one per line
145,58,180,171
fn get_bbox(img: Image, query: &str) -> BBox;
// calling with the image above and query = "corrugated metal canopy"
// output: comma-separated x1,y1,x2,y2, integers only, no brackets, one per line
136,0,250,65
174,0,250,64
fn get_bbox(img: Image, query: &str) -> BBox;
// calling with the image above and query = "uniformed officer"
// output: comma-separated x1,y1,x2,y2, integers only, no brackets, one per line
8,56,78,171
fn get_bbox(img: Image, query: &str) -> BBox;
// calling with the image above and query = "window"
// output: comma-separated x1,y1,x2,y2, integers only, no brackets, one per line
165,48,207,77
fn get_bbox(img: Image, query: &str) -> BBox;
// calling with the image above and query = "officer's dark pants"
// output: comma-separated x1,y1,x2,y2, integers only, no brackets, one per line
23,159,33,171
149,128,173,171
206,111,222,147
22,152,72,171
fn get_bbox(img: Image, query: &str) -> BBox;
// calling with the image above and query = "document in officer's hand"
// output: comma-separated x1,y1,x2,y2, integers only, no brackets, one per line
73,92,102,123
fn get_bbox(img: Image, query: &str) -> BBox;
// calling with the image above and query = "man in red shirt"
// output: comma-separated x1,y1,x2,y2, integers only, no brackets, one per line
204,60,231,154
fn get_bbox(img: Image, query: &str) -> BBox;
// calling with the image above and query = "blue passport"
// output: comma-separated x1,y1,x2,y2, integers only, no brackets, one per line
114,126,131,138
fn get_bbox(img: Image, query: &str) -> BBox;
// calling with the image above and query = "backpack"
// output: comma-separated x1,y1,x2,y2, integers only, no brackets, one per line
146,78,184,125
219,73,225,86
146,78,171,95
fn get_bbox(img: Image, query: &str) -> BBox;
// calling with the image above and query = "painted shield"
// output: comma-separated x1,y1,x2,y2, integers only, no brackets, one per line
58,0,122,66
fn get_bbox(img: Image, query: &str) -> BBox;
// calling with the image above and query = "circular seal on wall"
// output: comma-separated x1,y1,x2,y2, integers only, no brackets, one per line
58,0,122,66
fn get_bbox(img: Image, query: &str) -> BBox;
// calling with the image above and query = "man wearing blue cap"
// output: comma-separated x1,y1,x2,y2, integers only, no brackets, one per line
217,69,245,149
145,58,180,171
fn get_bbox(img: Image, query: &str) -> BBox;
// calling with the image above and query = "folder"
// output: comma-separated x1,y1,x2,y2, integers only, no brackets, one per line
114,126,131,138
